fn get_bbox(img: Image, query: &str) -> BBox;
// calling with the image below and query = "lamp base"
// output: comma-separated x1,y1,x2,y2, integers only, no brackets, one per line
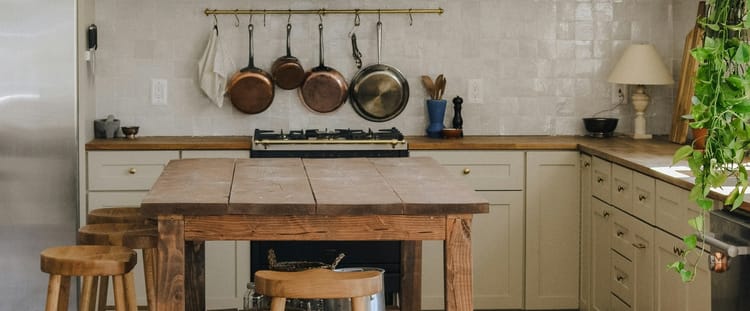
632,133,652,139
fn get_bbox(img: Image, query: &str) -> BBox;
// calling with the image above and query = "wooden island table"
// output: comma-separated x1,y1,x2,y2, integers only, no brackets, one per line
140,157,489,311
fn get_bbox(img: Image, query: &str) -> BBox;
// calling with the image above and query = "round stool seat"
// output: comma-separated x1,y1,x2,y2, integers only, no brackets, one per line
78,223,156,248
87,207,145,225
40,245,136,277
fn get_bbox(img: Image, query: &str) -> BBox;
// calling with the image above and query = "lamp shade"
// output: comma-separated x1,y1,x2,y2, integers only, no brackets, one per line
607,44,674,85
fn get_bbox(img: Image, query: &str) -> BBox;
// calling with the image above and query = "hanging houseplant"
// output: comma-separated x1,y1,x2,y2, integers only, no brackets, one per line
671,0,750,282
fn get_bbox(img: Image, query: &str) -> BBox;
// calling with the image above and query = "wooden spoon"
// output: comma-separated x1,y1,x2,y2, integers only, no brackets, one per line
435,74,445,100
421,75,436,100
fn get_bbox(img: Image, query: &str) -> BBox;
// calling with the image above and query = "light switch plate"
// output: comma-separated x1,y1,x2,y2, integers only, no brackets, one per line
468,79,482,104
151,79,168,106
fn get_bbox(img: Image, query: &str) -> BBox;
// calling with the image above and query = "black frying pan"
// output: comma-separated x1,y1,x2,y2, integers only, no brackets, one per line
349,20,409,122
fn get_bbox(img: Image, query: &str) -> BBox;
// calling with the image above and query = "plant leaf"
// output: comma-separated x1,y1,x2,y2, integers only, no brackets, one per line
684,234,698,250
680,268,694,282
688,215,704,232
673,145,694,164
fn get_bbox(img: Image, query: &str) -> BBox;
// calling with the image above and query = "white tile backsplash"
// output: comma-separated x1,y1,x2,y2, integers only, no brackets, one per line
93,0,693,136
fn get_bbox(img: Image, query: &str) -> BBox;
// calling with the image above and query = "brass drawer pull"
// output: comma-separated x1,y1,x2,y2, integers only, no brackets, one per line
597,177,604,183
128,168,137,175
632,243,647,249
463,168,471,175
616,275,625,282
583,161,590,167
602,211,610,219
617,231,624,237
638,194,647,201
617,185,625,192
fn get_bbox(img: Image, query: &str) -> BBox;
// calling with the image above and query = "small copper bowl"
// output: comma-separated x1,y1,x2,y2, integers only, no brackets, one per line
441,128,463,139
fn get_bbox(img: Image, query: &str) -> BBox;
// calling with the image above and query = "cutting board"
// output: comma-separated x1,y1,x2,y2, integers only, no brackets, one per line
669,2,706,144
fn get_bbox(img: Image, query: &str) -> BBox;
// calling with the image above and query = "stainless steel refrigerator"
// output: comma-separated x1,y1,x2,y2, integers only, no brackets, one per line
0,0,79,309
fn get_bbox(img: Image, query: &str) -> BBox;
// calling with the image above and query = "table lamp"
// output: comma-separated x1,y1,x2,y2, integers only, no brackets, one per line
607,44,674,139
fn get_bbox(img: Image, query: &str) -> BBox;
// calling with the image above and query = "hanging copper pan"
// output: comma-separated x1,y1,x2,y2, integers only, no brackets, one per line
299,22,348,113
228,23,274,114
349,20,409,122
271,23,305,90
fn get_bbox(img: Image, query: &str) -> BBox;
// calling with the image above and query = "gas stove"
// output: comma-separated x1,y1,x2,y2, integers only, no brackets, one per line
251,127,408,158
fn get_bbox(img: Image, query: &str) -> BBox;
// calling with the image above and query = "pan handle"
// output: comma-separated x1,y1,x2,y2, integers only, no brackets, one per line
377,21,382,64
318,23,325,68
286,23,292,57
248,24,255,68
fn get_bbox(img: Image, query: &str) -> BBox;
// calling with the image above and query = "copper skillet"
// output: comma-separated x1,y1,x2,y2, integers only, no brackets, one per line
299,22,348,113
271,22,305,90
228,23,274,114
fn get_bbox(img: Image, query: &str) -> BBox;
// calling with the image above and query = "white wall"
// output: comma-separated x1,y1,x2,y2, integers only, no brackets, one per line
93,0,691,136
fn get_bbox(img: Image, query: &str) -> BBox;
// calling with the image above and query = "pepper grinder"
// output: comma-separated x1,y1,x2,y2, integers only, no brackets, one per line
452,96,464,136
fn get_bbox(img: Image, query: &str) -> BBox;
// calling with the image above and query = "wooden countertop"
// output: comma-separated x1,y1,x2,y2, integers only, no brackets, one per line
87,134,745,210
140,157,489,216
85,136,251,150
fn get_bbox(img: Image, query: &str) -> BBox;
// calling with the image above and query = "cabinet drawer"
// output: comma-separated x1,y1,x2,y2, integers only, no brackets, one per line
592,157,611,202
87,191,148,212
611,208,634,260
88,151,178,191
611,252,633,306
611,164,633,212
410,151,524,190
631,172,655,224
654,181,711,237
181,150,249,158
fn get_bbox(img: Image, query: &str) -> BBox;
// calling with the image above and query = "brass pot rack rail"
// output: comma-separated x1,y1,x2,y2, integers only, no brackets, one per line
204,8,444,16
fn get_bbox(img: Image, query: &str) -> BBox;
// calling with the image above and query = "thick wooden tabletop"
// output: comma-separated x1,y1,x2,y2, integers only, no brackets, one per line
140,157,489,217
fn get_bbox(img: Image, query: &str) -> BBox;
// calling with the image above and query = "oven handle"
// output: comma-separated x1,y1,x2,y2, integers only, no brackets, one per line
699,232,750,257
254,139,406,149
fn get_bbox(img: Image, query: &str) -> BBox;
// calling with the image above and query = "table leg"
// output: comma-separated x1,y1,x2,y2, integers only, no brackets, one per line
185,241,205,311
400,241,422,311
157,215,185,311
444,215,473,311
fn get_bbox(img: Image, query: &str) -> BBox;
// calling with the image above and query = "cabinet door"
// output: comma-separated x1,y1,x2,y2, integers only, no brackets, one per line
654,229,711,311
182,150,251,309
611,164,633,213
592,157,612,203
632,172,655,224
421,191,524,310
580,154,593,311
591,198,612,311
525,151,580,309
611,208,655,311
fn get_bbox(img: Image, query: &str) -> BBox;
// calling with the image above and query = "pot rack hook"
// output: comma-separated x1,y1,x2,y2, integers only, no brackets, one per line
248,12,253,25
287,10,292,24
378,9,382,22
318,10,323,24
212,15,219,34
348,10,360,38
409,9,414,26
233,10,240,27
263,9,267,27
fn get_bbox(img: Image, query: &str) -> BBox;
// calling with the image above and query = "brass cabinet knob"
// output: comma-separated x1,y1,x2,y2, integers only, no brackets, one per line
128,168,137,175
602,211,610,219
617,185,625,192
463,168,471,175
617,231,624,237
597,177,604,183
638,194,647,201
616,275,625,282
583,161,590,167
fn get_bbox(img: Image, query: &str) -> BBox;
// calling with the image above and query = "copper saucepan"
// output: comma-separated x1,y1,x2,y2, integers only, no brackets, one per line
271,23,305,90
299,22,348,113
228,23,274,114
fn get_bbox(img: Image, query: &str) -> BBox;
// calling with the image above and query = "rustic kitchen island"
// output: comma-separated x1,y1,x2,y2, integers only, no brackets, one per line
139,157,489,311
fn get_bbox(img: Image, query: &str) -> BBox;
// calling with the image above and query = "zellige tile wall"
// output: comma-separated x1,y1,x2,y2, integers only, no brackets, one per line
94,0,692,136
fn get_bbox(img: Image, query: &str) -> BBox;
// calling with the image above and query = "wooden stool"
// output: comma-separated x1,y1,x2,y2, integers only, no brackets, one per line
87,207,146,225
40,245,137,311
254,268,383,311
78,223,157,311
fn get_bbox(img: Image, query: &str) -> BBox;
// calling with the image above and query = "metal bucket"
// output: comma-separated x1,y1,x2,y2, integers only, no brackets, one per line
325,267,385,311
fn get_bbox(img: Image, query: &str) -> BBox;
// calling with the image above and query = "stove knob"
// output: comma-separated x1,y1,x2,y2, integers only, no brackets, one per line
710,251,729,273
463,168,471,175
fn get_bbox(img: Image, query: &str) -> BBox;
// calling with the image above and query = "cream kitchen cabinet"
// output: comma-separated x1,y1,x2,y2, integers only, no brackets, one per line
525,151,580,309
610,207,654,311
411,150,525,310
579,154,593,311
654,229,711,311
86,149,248,309
591,197,612,311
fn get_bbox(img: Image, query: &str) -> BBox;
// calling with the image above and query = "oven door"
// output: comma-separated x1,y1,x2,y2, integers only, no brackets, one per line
707,209,750,310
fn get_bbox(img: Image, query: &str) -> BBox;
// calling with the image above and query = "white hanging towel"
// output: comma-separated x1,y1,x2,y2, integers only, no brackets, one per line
198,27,235,107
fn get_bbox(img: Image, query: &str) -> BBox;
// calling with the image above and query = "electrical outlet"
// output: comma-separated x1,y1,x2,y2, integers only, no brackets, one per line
612,84,626,106
151,79,168,106
468,79,482,104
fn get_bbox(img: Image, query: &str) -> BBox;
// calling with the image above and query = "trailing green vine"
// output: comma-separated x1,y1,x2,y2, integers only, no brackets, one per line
671,0,750,282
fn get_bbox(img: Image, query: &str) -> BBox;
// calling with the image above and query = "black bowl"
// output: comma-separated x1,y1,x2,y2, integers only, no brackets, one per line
583,118,618,137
